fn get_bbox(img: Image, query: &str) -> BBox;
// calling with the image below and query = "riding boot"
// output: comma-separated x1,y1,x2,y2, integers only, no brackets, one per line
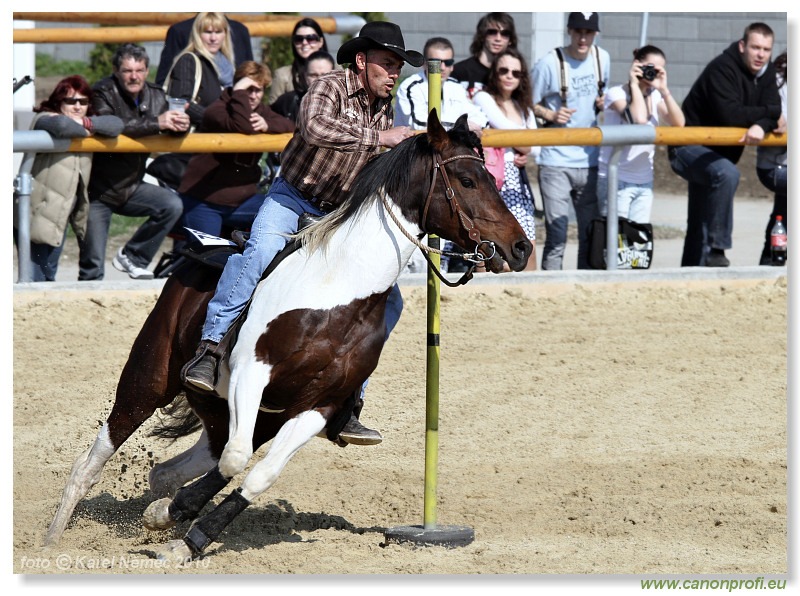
338,397,383,446
181,340,221,393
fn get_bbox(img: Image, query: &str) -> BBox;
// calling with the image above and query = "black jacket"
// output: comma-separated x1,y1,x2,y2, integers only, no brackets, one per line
89,76,170,206
164,52,224,128
155,17,253,87
681,41,782,163
270,90,302,123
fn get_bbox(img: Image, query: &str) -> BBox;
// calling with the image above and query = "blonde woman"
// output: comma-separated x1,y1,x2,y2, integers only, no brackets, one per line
165,12,235,128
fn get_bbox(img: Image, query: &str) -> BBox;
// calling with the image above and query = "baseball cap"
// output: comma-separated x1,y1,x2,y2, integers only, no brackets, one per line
567,12,600,32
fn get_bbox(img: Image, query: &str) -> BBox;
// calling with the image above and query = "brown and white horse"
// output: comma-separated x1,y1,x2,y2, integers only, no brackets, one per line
44,111,532,560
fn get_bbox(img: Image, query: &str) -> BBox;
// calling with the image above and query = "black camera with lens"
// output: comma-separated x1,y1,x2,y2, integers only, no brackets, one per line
639,64,657,82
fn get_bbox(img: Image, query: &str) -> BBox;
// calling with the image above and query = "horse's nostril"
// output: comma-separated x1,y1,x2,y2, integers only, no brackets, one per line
514,239,533,261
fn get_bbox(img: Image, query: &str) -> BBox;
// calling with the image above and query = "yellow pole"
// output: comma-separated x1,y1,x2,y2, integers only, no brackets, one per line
423,58,442,531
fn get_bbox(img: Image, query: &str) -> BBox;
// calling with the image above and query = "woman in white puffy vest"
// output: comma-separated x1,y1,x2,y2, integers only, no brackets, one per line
17,75,123,281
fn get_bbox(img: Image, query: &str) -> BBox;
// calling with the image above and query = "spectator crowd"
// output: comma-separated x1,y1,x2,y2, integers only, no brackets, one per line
15,12,787,283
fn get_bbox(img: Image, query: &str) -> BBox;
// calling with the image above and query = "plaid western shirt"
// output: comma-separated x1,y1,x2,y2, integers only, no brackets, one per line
280,68,393,205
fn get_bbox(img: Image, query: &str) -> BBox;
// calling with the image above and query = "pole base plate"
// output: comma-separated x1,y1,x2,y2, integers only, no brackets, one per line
384,524,474,548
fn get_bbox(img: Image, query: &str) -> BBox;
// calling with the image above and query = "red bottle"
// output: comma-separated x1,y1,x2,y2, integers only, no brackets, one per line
770,215,787,266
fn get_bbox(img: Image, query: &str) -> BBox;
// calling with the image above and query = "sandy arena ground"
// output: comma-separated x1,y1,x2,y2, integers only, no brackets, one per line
12,277,787,577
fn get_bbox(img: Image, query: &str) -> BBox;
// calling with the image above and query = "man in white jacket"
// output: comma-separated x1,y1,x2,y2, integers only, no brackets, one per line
395,37,487,133
395,37,488,274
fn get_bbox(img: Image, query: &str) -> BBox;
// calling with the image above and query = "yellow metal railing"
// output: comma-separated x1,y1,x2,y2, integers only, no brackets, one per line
60,127,786,154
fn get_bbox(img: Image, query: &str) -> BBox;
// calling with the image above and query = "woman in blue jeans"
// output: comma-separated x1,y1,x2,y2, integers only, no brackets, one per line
177,61,295,239
756,50,787,265
597,46,684,224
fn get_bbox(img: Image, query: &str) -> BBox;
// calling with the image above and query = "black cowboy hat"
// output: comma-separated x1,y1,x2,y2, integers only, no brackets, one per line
337,21,424,67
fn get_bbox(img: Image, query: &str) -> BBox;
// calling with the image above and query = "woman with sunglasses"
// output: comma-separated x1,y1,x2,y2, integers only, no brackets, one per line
16,76,123,281
177,61,295,239
271,50,335,123
473,48,539,271
268,18,329,104
452,12,517,98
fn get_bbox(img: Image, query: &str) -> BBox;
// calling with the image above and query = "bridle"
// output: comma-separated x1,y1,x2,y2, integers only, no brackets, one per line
380,150,499,287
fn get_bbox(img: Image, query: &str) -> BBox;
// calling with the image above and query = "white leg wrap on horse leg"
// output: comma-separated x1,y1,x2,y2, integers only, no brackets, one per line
44,424,115,545
239,410,327,502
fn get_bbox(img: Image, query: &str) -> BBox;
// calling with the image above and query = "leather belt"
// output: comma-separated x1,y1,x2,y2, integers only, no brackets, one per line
299,190,334,213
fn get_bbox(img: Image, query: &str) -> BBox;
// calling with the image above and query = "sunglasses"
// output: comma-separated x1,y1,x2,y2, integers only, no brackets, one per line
63,97,90,106
293,34,321,44
497,67,522,79
426,58,456,67
486,28,512,39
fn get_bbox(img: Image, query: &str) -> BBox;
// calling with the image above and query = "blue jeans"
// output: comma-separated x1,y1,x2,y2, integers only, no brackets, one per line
538,166,599,270
202,176,404,344
78,182,183,280
13,227,66,282
669,145,740,267
180,192,266,238
757,165,788,264
597,178,655,224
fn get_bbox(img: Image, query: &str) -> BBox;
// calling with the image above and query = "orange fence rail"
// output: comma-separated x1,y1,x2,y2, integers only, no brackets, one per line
59,127,787,154
13,12,300,25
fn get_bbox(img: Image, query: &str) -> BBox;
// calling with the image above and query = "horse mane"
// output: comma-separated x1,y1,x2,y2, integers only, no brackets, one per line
297,124,485,254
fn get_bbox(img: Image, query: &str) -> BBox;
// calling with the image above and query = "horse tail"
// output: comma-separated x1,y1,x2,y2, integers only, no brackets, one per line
150,395,203,440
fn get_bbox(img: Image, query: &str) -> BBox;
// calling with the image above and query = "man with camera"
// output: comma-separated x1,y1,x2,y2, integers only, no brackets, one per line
596,45,684,225
531,12,610,270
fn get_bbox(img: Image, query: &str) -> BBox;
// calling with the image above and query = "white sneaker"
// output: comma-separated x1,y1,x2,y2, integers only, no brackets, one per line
112,248,154,280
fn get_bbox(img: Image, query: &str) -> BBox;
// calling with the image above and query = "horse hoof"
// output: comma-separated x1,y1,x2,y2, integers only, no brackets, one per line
155,539,194,564
143,498,176,531
149,466,183,499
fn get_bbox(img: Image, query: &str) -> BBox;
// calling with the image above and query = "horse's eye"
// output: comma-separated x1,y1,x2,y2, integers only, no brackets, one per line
460,177,475,188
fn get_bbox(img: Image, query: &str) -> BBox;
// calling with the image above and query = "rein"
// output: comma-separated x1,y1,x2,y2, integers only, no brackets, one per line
381,151,498,287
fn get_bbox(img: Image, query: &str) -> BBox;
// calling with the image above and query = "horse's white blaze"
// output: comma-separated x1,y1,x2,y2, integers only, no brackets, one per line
45,423,115,545
148,430,216,499
239,410,327,502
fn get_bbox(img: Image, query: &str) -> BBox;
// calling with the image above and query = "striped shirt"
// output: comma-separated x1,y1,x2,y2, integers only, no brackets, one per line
280,68,393,204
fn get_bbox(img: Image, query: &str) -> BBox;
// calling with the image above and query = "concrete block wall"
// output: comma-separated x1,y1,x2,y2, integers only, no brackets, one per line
387,11,787,103
16,12,788,106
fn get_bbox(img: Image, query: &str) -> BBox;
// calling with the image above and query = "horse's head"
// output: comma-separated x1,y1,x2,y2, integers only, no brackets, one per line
421,110,533,273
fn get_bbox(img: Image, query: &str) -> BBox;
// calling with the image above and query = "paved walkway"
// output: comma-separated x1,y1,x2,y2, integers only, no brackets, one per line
12,193,784,291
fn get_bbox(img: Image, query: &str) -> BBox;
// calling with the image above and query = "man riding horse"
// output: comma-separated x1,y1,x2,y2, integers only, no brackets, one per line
182,22,424,446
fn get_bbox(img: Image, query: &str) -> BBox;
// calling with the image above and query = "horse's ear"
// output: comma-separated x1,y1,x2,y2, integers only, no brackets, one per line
453,114,469,133
426,108,449,148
